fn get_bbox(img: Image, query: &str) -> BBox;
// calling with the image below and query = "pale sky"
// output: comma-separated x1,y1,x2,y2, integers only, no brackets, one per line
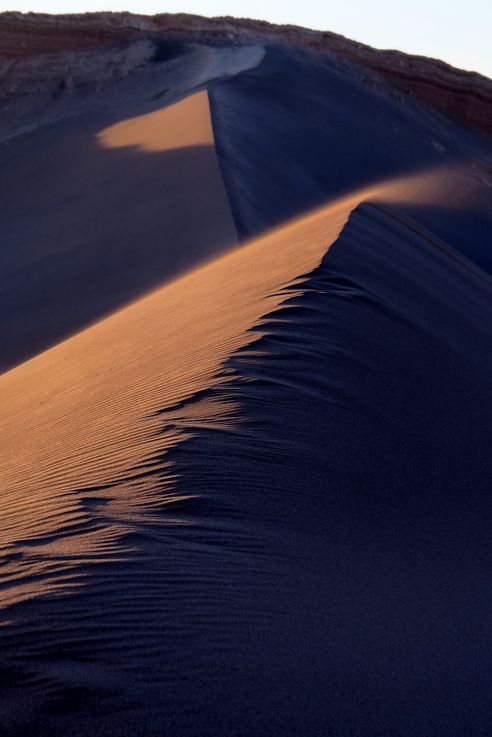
2,0,491,79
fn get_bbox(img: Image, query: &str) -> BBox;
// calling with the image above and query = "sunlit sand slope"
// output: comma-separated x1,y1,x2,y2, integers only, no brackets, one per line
2,167,492,735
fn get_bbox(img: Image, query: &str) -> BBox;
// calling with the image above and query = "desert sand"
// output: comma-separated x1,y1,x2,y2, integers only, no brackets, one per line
1,21,492,737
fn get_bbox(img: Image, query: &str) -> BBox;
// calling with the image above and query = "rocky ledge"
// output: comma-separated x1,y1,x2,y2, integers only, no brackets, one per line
1,11,491,138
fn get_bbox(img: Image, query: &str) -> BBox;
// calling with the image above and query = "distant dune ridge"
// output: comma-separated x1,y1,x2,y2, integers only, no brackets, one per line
1,14,492,737
1,11,492,136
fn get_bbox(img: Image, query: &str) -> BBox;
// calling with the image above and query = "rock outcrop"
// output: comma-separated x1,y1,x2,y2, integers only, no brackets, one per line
1,11,491,138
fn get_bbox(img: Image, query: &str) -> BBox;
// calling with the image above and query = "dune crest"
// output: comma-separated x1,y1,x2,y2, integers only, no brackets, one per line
0,165,463,611
0,193,351,609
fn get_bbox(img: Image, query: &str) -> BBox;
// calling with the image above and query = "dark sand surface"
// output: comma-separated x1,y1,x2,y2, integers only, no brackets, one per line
1,38,492,737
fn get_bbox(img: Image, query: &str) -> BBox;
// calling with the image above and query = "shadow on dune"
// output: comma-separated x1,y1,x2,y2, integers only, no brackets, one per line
395,202,492,269
0,120,235,374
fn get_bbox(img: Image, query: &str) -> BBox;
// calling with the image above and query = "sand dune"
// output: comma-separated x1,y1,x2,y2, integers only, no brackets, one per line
2,30,492,737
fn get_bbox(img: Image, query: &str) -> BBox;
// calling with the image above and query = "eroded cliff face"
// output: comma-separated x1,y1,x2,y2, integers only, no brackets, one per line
1,11,491,139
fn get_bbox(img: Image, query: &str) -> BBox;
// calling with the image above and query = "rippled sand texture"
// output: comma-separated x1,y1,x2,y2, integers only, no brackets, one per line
0,192,353,609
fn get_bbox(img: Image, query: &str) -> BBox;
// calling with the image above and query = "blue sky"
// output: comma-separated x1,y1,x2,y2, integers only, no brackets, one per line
3,0,491,79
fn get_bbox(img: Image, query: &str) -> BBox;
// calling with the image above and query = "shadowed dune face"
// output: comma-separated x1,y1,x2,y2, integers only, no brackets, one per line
0,88,236,374
142,203,492,737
